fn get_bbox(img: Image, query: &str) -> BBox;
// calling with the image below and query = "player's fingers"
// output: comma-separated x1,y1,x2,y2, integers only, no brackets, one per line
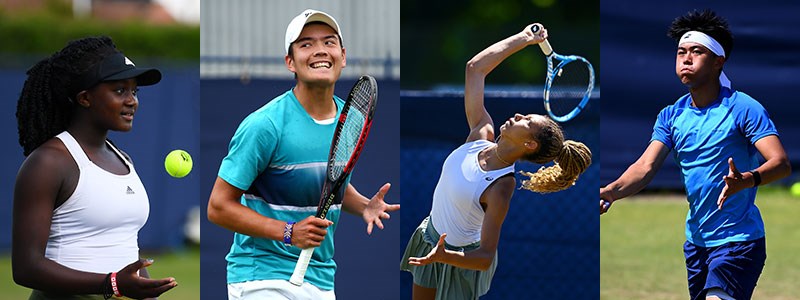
728,157,740,175
375,219,384,230
366,222,373,235
600,200,609,214
437,233,447,247
301,238,322,248
384,203,400,212
380,212,391,219
308,218,333,228
307,227,328,237
373,183,391,200
120,258,149,276
717,188,728,209
142,277,176,289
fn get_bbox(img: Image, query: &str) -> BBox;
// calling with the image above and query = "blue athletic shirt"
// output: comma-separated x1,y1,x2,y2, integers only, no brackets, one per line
651,87,778,247
218,89,347,290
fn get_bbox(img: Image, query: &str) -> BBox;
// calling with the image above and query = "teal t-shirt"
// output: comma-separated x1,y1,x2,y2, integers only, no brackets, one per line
218,89,346,290
651,87,777,247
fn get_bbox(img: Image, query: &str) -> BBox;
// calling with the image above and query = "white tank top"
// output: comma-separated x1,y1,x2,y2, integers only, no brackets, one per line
46,131,149,273
429,140,515,247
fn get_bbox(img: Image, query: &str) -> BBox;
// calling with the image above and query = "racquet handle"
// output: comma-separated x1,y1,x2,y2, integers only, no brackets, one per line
289,247,316,285
530,24,553,56
601,200,611,211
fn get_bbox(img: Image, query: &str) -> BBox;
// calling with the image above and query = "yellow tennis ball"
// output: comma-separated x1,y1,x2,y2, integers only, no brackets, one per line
791,182,800,197
165,150,193,178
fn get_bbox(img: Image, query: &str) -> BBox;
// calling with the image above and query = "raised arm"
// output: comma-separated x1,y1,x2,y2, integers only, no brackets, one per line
600,141,671,213
464,24,548,142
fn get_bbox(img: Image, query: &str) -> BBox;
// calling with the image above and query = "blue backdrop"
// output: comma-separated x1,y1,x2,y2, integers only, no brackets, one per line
400,91,600,299
199,78,400,300
601,1,800,188
0,67,200,252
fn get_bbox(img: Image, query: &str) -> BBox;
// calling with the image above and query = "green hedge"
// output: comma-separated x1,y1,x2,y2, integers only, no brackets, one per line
0,11,199,61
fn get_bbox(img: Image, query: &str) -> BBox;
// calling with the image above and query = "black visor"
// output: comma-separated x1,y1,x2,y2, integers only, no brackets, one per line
71,52,162,95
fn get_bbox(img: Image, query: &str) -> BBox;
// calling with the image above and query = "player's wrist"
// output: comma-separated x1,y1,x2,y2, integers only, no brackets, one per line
110,272,121,298
283,221,295,246
101,273,114,299
749,170,762,187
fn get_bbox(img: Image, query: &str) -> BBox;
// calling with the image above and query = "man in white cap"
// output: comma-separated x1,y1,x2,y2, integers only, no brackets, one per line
207,9,399,299
599,10,790,300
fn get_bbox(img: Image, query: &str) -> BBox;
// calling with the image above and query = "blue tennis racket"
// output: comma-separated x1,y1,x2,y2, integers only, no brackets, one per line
531,24,595,122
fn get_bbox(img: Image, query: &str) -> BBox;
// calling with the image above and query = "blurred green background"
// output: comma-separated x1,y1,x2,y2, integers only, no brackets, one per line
401,0,599,89
0,0,198,68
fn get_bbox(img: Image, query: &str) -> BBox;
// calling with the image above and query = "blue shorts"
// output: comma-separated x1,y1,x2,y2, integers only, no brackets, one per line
683,238,766,300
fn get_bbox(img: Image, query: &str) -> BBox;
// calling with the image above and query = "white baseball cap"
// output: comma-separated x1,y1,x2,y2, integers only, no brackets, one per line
285,9,343,54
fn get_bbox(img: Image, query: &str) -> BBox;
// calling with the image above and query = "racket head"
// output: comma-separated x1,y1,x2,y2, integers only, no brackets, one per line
316,75,378,219
543,53,595,122
326,75,378,181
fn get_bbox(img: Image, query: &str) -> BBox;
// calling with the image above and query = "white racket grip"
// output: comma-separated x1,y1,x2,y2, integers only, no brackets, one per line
289,247,316,285
529,24,554,56
538,39,553,56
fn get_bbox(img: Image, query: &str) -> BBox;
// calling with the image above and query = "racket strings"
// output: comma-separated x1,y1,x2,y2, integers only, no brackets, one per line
329,81,375,179
546,58,594,120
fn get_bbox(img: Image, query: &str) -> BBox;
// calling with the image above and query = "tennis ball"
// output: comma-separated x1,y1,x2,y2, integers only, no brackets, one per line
165,150,193,178
791,182,800,197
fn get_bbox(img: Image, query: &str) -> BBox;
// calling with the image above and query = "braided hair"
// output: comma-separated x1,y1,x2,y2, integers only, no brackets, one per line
518,117,592,193
16,36,118,156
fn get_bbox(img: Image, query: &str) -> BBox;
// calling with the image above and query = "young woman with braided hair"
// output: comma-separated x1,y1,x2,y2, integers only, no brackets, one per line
400,24,592,300
13,36,177,299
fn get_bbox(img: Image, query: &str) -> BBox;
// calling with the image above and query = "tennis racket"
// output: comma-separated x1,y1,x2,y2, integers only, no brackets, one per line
531,24,595,122
289,75,379,286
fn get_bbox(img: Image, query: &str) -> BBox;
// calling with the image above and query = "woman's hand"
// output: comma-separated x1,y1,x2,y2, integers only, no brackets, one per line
408,233,449,266
116,259,177,299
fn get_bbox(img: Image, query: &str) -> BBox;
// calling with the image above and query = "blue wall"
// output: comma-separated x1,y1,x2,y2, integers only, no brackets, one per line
0,67,200,251
400,91,600,299
601,1,800,188
199,78,400,300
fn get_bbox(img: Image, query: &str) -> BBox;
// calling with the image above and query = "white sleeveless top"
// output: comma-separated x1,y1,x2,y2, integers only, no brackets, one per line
45,131,149,273
429,140,515,247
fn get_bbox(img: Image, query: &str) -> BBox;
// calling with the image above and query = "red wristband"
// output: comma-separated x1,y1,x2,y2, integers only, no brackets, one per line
110,272,122,297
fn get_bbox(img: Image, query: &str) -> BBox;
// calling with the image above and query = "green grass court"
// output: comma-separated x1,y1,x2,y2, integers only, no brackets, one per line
0,247,200,299
601,188,800,300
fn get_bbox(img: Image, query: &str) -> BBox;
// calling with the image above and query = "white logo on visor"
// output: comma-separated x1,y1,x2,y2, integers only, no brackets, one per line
124,57,135,66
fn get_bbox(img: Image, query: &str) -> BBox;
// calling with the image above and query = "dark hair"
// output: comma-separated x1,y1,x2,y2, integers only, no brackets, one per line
519,117,592,193
667,9,733,58
16,36,118,156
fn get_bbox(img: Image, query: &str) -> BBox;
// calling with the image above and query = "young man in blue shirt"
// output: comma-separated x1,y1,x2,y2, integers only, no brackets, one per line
207,9,399,299
600,10,791,300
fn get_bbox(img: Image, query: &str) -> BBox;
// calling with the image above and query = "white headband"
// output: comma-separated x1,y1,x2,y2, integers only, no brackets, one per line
679,31,730,88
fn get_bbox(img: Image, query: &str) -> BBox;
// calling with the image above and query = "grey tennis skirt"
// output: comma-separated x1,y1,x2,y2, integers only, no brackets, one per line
400,216,497,300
